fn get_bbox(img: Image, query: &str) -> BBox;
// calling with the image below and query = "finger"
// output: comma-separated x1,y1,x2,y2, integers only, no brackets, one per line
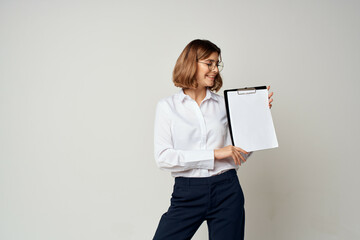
233,150,243,165
269,104,272,109
232,153,240,165
268,98,273,104
236,151,246,163
268,92,273,98
235,152,242,165
234,151,243,165
239,150,247,162
235,146,249,154
267,85,270,91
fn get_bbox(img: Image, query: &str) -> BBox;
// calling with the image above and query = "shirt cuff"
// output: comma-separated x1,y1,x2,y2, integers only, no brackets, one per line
181,149,214,170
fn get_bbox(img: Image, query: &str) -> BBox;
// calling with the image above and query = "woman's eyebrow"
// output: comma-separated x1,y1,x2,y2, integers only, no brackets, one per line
204,59,219,62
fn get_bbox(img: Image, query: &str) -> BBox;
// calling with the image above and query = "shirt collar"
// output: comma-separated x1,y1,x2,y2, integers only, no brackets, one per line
178,87,218,102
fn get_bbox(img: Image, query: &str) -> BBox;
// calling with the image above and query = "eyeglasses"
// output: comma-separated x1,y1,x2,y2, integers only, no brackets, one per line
197,60,224,72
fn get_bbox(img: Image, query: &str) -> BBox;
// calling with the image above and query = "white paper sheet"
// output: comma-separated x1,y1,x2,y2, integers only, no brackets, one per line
225,87,278,152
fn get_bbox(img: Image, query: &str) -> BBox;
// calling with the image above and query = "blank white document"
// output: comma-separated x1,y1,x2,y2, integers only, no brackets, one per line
225,87,279,152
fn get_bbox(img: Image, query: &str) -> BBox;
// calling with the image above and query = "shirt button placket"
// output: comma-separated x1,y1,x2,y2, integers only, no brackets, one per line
192,102,207,150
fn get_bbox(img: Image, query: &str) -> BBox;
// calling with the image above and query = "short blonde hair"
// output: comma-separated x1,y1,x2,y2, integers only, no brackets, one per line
172,39,223,92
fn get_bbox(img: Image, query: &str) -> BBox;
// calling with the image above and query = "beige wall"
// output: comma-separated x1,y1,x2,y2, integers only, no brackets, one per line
1,0,359,239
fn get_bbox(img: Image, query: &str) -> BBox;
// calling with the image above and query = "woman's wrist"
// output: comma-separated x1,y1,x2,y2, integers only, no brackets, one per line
214,149,219,160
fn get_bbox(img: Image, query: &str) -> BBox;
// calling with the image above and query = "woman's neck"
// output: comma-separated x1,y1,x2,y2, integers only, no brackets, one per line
183,87,207,106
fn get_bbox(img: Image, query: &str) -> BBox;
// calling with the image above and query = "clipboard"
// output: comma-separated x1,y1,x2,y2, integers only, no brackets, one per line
224,86,279,152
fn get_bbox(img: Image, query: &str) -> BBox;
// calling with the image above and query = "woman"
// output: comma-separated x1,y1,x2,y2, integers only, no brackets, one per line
153,39,273,240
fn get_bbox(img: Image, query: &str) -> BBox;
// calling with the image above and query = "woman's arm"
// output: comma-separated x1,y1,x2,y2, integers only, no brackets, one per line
154,100,215,172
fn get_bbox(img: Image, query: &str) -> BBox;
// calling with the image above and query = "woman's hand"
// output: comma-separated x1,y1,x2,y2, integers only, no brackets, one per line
214,145,249,165
268,85,274,109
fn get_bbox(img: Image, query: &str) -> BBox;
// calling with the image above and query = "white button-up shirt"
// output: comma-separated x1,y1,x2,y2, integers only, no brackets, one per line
154,87,252,178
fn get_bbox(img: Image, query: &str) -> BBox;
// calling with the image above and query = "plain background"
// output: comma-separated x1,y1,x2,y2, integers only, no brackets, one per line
1,0,359,239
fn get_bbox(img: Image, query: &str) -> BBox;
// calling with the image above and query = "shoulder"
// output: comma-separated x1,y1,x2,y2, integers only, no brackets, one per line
210,90,225,103
155,91,179,113
210,90,227,115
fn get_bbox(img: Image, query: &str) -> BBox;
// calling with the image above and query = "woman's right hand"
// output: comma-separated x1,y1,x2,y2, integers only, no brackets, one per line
214,145,249,165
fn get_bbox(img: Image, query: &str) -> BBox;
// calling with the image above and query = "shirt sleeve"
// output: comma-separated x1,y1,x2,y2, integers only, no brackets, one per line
154,100,215,172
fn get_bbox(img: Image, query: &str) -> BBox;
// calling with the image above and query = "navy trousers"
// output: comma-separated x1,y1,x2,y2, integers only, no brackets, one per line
153,169,245,240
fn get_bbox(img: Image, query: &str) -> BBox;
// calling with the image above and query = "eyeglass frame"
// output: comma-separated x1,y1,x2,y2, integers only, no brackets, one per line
197,59,224,72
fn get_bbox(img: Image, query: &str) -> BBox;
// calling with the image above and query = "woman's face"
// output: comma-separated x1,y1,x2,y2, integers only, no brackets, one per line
195,52,219,89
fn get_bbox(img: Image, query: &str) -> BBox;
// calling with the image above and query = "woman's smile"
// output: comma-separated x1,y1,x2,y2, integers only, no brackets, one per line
206,74,216,80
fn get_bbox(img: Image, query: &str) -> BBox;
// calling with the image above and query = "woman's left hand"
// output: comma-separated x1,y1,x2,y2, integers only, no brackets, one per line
268,85,273,109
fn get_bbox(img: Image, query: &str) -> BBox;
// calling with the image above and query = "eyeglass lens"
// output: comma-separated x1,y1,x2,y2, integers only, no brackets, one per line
212,62,223,72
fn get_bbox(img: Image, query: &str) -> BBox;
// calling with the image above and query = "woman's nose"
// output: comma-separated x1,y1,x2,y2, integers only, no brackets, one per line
212,65,219,73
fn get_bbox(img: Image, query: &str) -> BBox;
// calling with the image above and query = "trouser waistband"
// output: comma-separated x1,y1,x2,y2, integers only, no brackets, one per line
175,169,237,186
